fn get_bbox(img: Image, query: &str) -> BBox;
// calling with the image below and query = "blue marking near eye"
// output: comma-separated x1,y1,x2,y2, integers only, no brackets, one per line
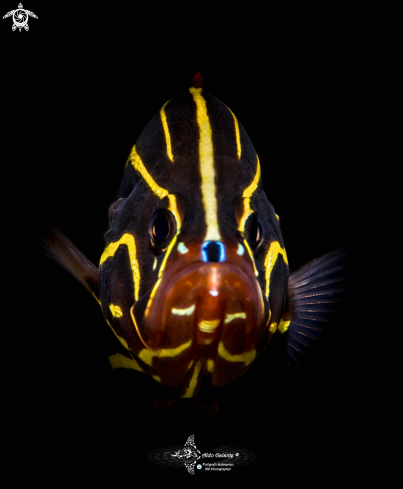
201,241,226,263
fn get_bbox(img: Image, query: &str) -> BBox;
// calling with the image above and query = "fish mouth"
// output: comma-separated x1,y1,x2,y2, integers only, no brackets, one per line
131,245,266,387
142,261,264,351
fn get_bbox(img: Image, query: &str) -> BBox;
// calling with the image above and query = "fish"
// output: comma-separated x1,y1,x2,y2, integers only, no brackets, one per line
42,72,351,410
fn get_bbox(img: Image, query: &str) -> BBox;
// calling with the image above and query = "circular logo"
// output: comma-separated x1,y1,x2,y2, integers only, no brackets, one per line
197,464,202,469
13,8,28,28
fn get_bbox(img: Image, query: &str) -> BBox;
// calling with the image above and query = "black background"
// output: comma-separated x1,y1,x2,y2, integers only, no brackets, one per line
3,5,366,484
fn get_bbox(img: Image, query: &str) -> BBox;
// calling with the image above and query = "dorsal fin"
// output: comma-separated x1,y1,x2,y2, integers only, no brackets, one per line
191,71,204,89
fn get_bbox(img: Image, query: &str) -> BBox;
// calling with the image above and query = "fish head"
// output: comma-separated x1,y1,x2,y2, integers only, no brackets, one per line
99,85,289,392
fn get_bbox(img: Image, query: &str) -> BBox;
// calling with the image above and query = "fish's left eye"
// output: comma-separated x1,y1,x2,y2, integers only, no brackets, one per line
149,209,176,252
247,213,263,250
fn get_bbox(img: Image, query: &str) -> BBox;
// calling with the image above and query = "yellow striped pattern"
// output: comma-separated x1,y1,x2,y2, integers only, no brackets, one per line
128,145,169,199
106,319,131,351
243,154,261,199
109,304,123,318
263,241,288,299
171,305,195,316
138,339,193,365
224,312,246,324
243,238,259,277
189,87,221,242
144,234,178,318
182,360,202,398
108,353,143,372
237,155,262,278
160,100,174,162
218,342,256,365
269,322,277,333
238,198,254,233
130,305,151,349
278,318,291,334
167,194,182,230
100,233,140,301
227,106,242,159
198,319,220,333
122,149,183,320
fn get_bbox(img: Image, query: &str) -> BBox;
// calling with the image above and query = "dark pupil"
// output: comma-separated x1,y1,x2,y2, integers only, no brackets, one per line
249,213,262,247
153,213,170,242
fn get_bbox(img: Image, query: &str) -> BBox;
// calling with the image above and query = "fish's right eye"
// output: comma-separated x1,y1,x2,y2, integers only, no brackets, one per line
149,209,176,252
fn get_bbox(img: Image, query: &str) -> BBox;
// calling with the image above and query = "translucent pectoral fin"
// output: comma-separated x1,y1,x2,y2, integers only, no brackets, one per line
282,247,352,368
41,227,100,303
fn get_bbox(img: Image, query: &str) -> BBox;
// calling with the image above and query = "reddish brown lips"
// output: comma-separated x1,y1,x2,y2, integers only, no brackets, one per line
139,243,265,354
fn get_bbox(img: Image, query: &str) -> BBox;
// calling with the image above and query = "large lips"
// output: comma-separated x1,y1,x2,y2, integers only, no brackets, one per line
133,242,265,365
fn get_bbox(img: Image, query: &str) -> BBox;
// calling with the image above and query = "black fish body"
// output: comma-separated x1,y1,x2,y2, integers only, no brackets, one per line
42,74,350,404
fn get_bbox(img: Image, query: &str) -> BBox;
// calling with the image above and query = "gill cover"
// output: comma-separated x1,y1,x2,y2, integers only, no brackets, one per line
99,75,289,396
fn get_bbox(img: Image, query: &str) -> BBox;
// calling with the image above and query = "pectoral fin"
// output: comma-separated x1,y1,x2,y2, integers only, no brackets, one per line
281,247,352,367
41,227,100,303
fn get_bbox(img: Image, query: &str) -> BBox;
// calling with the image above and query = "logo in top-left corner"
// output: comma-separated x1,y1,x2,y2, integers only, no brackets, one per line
3,3,37,32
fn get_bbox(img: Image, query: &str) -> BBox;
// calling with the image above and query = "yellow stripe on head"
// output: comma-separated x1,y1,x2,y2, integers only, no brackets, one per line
128,145,169,199
114,148,184,327
238,198,254,233
160,101,174,162
100,233,140,301
167,194,182,230
238,155,261,233
189,87,221,242
226,106,242,159
263,241,288,299
235,154,262,276
243,154,261,199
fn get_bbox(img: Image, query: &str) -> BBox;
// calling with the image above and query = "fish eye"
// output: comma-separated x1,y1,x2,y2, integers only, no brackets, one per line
247,213,263,250
149,209,176,251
